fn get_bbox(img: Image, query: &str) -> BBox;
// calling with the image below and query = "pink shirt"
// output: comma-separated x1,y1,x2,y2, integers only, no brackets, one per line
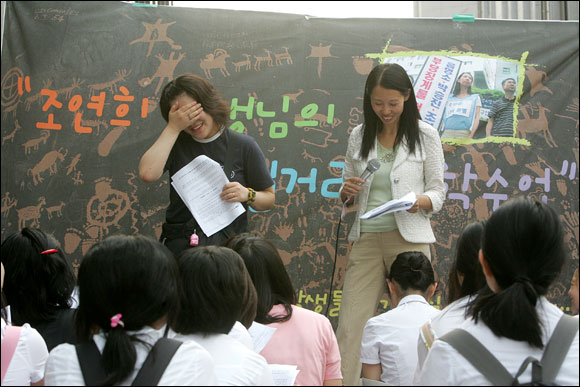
259,305,342,386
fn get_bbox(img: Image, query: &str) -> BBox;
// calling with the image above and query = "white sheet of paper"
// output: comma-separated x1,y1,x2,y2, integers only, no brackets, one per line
248,321,277,354
360,191,417,220
170,155,245,237
267,364,300,386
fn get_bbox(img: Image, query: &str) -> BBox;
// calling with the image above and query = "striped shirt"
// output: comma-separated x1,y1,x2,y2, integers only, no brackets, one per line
489,96,515,137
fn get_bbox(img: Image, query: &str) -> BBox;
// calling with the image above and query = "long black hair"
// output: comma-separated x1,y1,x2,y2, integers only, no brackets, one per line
360,63,422,160
468,198,566,348
173,246,257,335
75,235,179,386
447,221,486,304
1,227,75,326
226,233,296,324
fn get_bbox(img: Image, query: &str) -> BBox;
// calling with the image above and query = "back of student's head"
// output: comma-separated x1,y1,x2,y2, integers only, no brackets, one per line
75,234,179,386
388,251,436,295
174,246,257,335
447,221,486,303
1,227,75,326
470,198,566,348
225,233,296,324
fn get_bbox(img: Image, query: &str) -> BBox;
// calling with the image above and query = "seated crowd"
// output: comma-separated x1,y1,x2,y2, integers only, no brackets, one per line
1,198,578,386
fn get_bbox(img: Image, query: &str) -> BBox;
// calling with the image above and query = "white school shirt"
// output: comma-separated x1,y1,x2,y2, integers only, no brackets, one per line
1,319,48,386
44,324,217,386
416,297,580,386
228,321,254,351
414,294,473,380
172,331,274,386
360,294,440,386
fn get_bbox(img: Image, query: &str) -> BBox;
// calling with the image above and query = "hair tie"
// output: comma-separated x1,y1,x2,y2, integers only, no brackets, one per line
514,276,537,304
110,314,124,328
40,249,58,255
514,276,533,286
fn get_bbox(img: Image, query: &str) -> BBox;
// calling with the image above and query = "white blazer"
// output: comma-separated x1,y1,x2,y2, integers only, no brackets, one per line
340,121,445,243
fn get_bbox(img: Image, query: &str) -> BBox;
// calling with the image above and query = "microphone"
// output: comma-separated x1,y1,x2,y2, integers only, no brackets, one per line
358,158,381,185
343,159,381,208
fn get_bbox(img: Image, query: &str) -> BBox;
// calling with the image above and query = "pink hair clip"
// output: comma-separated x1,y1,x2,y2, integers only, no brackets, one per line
40,249,58,255
110,313,124,328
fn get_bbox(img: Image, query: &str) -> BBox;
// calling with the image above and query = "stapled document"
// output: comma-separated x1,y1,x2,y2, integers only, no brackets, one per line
360,191,417,220
171,155,245,236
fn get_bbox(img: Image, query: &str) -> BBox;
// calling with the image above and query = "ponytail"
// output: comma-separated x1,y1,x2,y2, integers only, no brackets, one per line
470,280,543,348
76,235,178,385
101,328,138,386
468,198,565,348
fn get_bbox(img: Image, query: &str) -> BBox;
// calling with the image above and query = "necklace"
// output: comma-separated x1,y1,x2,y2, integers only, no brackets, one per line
379,145,397,163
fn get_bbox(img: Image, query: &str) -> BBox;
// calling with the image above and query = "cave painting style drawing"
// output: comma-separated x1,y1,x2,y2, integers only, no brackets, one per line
46,201,66,220
306,43,337,78
129,18,182,57
86,177,130,239
254,49,274,71
518,102,557,148
352,56,375,75
1,67,26,119
139,52,185,95
88,69,131,97
201,49,231,79
2,120,21,145
233,54,252,72
28,148,68,185
275,47,293,66
2,192,18,218
22,130,50,154
16,197,46,229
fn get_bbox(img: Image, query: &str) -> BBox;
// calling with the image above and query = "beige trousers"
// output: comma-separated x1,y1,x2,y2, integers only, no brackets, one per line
336,230,431,386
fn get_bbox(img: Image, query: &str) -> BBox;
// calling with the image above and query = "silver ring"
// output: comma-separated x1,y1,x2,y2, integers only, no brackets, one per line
188,114,192,120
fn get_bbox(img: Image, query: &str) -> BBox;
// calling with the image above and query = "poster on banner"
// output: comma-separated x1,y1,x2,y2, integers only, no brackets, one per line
383,52,524,143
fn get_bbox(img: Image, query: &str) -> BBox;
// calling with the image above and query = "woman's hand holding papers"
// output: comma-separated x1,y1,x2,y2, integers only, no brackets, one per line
407,194,433,213
220,182,248,203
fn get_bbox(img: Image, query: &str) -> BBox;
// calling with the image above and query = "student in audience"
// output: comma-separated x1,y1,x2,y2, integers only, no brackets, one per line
1,263,49,386
445,220,487,305
226,233,343,386
417,198,579,385
360,251,439,386
171,245,274,385
44,235,217,386
227,267,258,351
1,228,76,351
414,220,487,376
228,321,255,351
570,268,579,315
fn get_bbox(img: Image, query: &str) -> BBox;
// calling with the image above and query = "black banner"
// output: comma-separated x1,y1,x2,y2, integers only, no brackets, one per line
1,1,578,325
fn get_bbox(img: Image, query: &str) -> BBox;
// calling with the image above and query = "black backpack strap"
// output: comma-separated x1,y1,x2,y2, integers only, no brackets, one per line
75,341,107,386
131,338,183,386
440,328,514,386
540,313,579,384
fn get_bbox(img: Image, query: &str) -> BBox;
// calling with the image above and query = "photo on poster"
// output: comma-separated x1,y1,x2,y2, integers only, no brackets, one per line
382,53,527,145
